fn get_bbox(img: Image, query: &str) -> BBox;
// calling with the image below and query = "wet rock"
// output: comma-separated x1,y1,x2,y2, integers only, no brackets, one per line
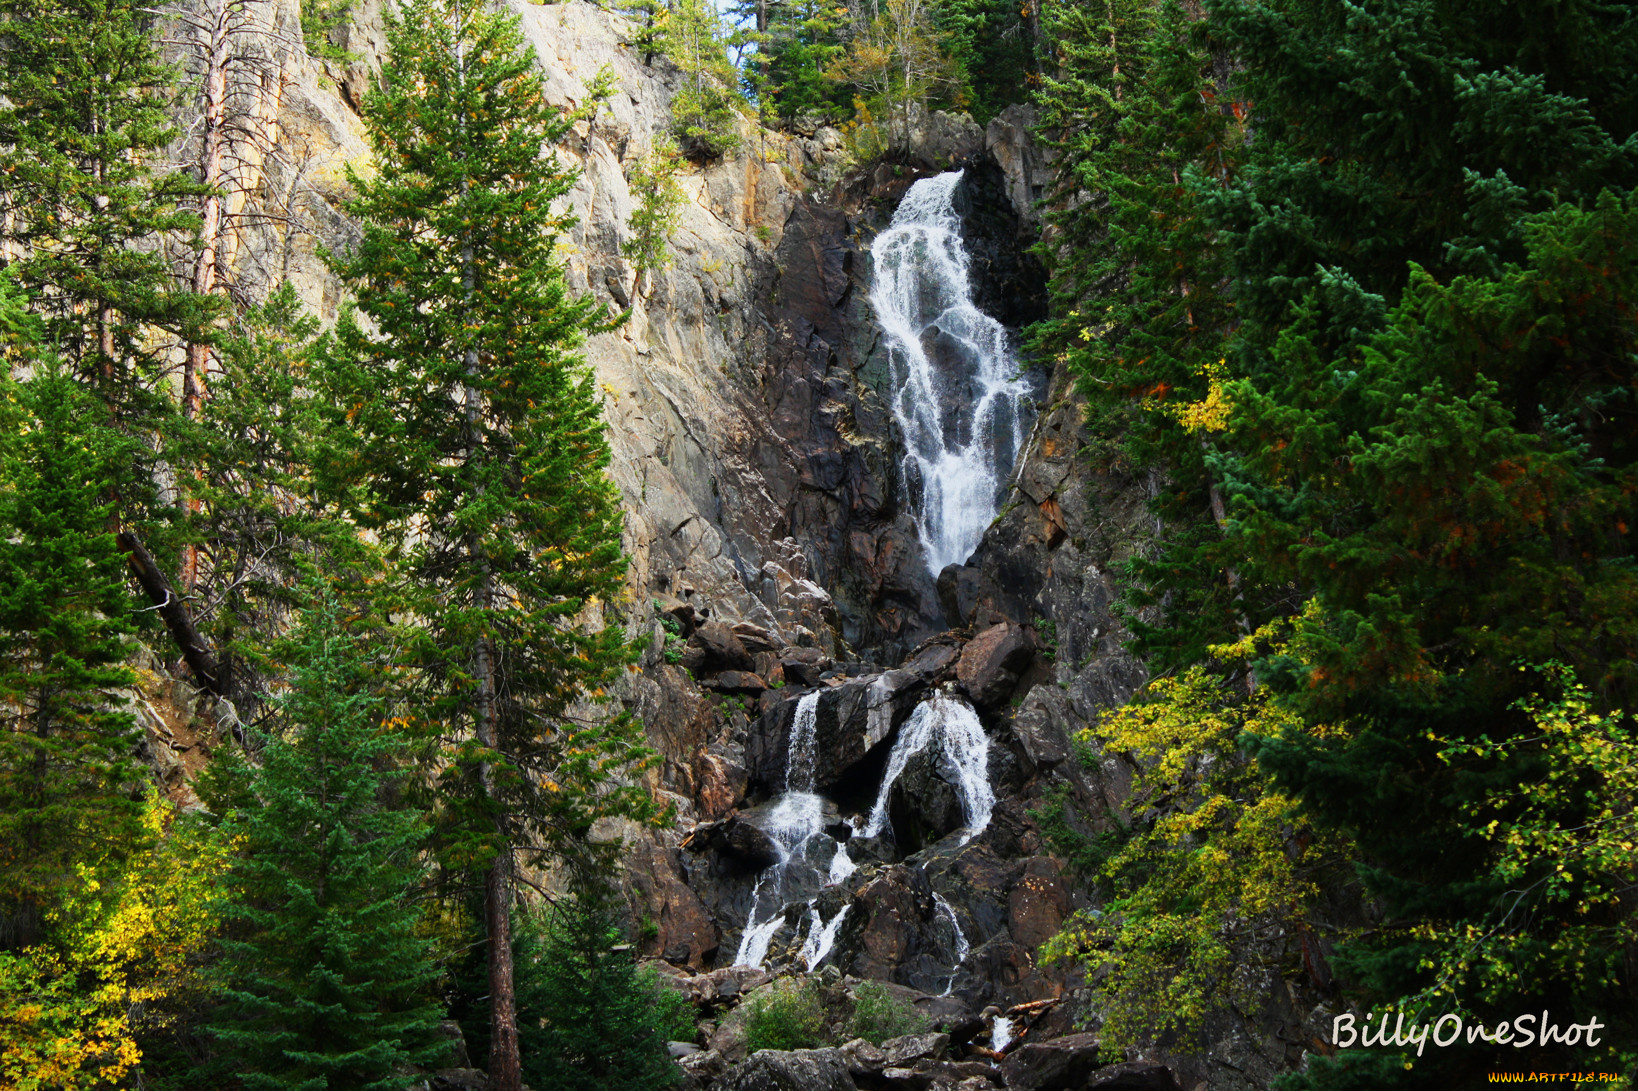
956,624,1033,709
671,1041,704,1058
720,816,784,869
746,673,929,796
937,565,984,629
717,1047,859,1091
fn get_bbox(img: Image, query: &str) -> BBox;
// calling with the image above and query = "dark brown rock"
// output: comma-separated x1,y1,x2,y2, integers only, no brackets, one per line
997,1032,1103,1090
1006,859,1071,950
733,620,785,653
702,670,771,695
1082,1062,1184,1091
686,621,757,674
937,565,984,628
956,623,1034,709
621,835,720,970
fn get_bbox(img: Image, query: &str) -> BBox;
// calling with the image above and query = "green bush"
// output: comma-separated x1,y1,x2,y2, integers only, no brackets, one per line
743,978,830,1053
844,981,929,1045
645,968,699,1043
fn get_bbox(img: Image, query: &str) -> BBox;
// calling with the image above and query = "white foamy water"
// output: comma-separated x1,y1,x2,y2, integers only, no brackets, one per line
786,690,820,792
862,693,994,842
990,1014,1014,1053
732,792,826,968
933,890,970,996
800,904,852,971
871,170,1031,577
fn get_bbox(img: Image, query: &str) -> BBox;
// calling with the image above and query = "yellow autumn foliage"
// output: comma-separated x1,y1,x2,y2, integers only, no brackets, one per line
1042,609,1349,1058
0,793,232,1089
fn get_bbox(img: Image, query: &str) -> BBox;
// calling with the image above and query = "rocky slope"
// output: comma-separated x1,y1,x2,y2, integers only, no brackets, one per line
151,2,1321,1088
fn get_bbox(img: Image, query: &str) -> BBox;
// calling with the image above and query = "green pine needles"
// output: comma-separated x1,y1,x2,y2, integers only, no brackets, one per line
209,603,444,1090
0,363,146,941
318,1,662,1086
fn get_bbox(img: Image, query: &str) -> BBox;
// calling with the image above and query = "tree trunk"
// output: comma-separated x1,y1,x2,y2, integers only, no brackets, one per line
118,530,224,698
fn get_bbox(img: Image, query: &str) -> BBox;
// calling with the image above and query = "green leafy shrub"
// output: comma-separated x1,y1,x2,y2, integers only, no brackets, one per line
743,978,830,1053
844,981,930,1045
644,968,699,1043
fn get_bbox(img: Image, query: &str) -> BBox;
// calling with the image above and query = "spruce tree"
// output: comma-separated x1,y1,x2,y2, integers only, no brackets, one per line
209,600,444,1090
0,0,215,429
0,361,145,945
318,3,662,1087
522,890,681,1091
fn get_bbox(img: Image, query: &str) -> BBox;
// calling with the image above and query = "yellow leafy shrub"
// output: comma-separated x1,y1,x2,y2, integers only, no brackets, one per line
0,793,232,1088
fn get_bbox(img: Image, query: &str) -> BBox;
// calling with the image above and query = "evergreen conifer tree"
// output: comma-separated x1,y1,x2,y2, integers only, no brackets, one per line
0,0,215,430
0,361,145,947
318,3,662,1087
209,601,444,1090
521,890,681,1091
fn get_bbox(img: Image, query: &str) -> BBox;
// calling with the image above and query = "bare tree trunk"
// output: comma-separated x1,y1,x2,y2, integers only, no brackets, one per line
118,530,224,697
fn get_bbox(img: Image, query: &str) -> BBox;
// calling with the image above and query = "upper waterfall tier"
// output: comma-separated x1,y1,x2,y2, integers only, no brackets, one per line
871,170,1033,578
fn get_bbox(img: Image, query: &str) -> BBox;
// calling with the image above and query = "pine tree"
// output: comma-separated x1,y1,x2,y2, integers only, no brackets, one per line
521,889,682,1091
1030,0,1243,668
0,0,215,430
663,0,746,159
173,283,367,712
0,360,145,946
209,600,444,1090
317,3,663,1087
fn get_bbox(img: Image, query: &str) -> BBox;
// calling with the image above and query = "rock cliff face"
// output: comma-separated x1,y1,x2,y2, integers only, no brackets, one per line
176,2,1305,1087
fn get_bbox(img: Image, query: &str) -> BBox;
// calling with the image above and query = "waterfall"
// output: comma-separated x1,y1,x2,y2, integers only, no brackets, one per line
800,903,851,971
990,1015,1015,1053
733,691,848,969
786,690,820,792
933,891,970,996
862,693,994,843
871,170,1032,577
732,791,825,968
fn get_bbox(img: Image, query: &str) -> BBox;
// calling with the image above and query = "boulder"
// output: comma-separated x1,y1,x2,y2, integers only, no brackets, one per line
429,1070,487,1091
733,621,785,654
716,1047,860,1091
1081,1063,1184,1091
881,1032,949,1066
955,624,1033,708
683,621,757,675
702,670,771,696
996,1032,1103,1090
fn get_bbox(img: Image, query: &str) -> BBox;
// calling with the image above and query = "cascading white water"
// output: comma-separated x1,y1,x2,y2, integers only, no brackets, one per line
990,1015,1015,1053
863,692,994,843
871,170,1032,577
786,690,820,792
735,692,856,969
932,891,971,996
733,791,825,967
800,903,852,971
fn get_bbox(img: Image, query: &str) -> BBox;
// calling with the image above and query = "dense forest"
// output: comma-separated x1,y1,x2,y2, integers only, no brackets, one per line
0,0,1633,1089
